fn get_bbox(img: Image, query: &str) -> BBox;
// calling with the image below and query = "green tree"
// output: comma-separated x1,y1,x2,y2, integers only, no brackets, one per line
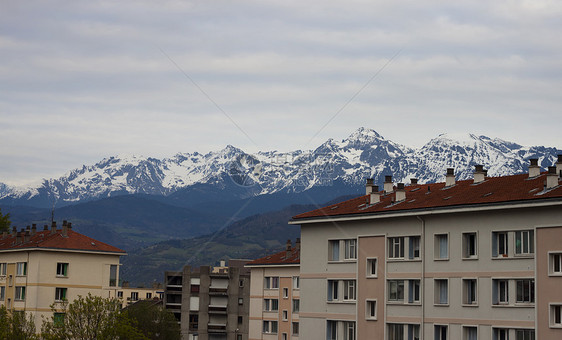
41,294,148,340
0,306,38,340
0,207,10,232
125,300,180,340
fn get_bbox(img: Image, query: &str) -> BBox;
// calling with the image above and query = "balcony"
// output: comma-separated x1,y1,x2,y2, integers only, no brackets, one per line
207,323,227,332
208,305,228,314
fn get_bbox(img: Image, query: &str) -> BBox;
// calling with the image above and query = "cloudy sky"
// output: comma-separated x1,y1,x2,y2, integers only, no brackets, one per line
1,0,561,186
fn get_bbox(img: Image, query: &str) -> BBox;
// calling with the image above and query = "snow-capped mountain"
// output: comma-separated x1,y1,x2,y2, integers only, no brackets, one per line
0,128,559,207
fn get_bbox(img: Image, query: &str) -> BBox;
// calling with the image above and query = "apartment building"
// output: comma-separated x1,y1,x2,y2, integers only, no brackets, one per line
289,157,562,340
246,239,300,340
114,284,164,308
164,260,251,340
0,220,125,330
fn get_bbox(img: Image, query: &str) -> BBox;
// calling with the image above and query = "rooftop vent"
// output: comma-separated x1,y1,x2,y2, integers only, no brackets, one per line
384,175,394,194
529,158,540,178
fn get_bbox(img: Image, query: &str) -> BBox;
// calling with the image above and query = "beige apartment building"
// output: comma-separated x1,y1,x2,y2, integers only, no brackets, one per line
114,285,164,308
290,157,562,340
246,239,300,340
0,220,126,330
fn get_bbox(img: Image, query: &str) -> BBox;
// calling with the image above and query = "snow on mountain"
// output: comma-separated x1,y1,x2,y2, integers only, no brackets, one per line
0,128,559,207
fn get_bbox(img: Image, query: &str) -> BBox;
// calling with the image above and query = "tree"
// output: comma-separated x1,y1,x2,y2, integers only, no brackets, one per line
125,300,180,340
0,207,10,232
41,294,148,340
0,306,38,340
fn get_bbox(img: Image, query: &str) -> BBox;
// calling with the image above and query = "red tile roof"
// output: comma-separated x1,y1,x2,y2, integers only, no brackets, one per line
0,228,125,254
292,172,562,221
246,247,300,266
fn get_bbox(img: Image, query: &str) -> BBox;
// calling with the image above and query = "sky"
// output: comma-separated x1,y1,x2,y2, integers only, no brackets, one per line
1,0,562,187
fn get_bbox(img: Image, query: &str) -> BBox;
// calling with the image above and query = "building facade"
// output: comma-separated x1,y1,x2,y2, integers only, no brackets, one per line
0,220,125,330
164,260,251,340
114,285,164,308
290,158,562,340
246,239,300,340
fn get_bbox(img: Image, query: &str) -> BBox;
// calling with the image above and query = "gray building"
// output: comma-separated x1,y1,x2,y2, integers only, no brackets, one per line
165,260,251,340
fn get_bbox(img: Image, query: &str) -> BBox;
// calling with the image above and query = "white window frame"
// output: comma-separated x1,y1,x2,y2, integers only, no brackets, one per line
434,279,448,305
56,262,69,277
492,327,509,340
283,287,289,298
329,240,340,261
344,321,356,340
409,236,421,259
515,279,534,304
55,287,67,301
388,323,404,340
462,278,478,306
327,280,339,302
293,276,300,289
515,230,534,256
492,279,509,305
434,324,448,340
463,325,478,340
514,329,535,340
0,263,6,276
263,320,278,334
16,262,27,276
264,276,279,289
344,239,357,260
282,310,288,321
343,280,356,301
264,298,279,311
408,324,421,340
388,237,405,259
549,252,562,276
462,232,478,259
15,286,26,301
292,298,299,313
0,286,5,300
292,321,299,335
366,258,378,278
434,234,449,260
388,280,405,302
550,304,562,328
408,279,421,304
366,299,377,320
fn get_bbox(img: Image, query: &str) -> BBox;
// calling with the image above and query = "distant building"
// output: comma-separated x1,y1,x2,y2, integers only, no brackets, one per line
113,283,164,308
0,220,126,330
164,260,251,340
290,157,562,340
246,239,300,340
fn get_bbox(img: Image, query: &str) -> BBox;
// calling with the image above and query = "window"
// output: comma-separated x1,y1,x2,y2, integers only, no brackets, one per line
515,329,534,340
344,321,355,340
493,328,509,340
15,286,26,301
408,280,420,303
435,234,448,259
239,279,244,287
463,326,477,340
515,230,534,255
551,304,562,327
367,258,377,277
492,232,508,257
327,321,337,340
550,253,562,274
292,322,299,335
238,316,243,324
293,299,300,313
282,310,288,321
327,320,355,340
0,286,4,300
329,240,340,261
146,292,152,299
463,233,477,258
493,279,509,305
117,291,123,298
54,312,65,326
388,324,404,340
345,239,357,260
109,264,117,287
389,237,405,259
263,320,278,334
191,284,200,293
56,263,69,277
366,300,377,320
283,287,289,298
189,314,198,330
55,287,67,301
16,262,27,276
516,279,534,303
0,263,6,276
435,325,448,340
434,279,448,305
293,276,300,289
238,298,243,305
264,276,279,289
463,279,477,305
343,280,356,301
264,298,279,311
388,280,405,302
408,324,420,340
409,236,421,259
282,333,288,340
327,280,338,301
131,292,139,301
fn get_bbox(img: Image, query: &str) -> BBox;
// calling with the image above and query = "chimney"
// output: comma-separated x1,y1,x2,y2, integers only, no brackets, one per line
31,224,37,235
62,220,67,227
384,175,394,194
16,232,22,245
12,226,17,236
410,178,418,185
286,239,292,258
43,225,48,231
556,155,562,178
546,166,559,189
445,168,455,187
51,221,57,235
295,238,301,251
474,164,485,184
67,222,72,229
395,183,406,202
529,158,540,178
62,224,68,237
24,230,30,243
370,185,381,204
365,178,374,195
2,231,7,239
